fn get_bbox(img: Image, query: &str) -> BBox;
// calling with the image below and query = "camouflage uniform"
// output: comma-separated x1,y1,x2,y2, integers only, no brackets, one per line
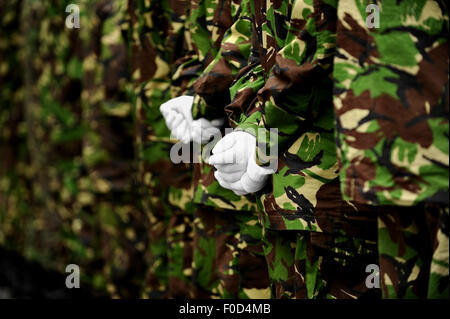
2,0,149,297
1,0,108,294
226,0,379,298
174,0,271,298
11,0,87,276
0,0,31,257
1,0,169,298
333,0,449,298
127,0,199,298
78,0,151,298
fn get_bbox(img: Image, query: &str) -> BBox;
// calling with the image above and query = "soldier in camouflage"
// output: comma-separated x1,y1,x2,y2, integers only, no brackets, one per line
0,0,150,297
0,0,32,262
0,0,447,300
333,0,449,298
162,0,271,298
212,0,380,298
126,0,199,298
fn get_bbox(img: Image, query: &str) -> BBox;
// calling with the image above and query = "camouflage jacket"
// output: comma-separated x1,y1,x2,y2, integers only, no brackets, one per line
225,0,376,235
191,0,253,120
333,0,449,206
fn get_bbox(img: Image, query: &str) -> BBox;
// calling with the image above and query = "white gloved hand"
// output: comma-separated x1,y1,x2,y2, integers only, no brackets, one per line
160,95,194,144
208,131,275,195
160,95,223,144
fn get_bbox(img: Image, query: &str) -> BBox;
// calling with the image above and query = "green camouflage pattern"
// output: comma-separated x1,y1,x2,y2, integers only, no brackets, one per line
0,0,31,258
79,0,151,298
263,229,379,299
171,0,270,298
214,207,271,298
333,0,449,206
191,0,260,213
226,1,340,235
1,0,448,300
223,0,380,299
1,0,89,290
13,0,89,280
378,203,449,298
333,0,449,299
192,0,252,120
127,0,196,298
225,0,376,234
192,206,271,299
0,0,151,298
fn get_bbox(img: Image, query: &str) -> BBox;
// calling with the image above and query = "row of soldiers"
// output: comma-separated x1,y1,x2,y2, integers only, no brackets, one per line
0,0,448,299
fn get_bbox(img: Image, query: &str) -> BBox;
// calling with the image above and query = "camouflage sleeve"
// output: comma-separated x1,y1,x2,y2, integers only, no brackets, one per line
224,0,272,129
130,0,188,140
236,0,338,155
171,0,213,96
172,0,240,98
191,0,253,120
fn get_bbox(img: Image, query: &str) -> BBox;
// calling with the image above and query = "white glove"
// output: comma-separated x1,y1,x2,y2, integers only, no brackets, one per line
208,131,275,195
160,95,223,144
160,95,194,144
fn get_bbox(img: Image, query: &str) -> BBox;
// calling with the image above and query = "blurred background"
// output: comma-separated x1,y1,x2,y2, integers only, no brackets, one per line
0,0,152,298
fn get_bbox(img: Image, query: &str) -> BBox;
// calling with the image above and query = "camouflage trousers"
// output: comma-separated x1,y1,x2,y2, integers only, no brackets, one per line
142,204,196,299
193,206,271,299
262,229,380,299
138,139,196,298
377,203,449,299
167,210,196,298
141,196,170,299
138,169,195,299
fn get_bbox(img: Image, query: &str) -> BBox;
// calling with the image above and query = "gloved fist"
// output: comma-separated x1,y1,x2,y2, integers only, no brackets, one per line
208,131,275,195
160,95,223,144
160,95,194,144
